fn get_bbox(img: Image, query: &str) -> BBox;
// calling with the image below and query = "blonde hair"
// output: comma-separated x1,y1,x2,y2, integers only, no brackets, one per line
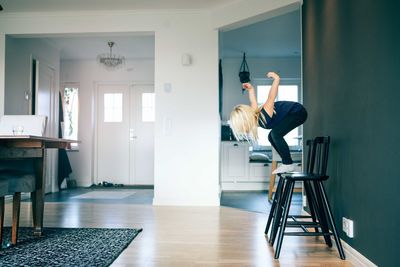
229,104,266,141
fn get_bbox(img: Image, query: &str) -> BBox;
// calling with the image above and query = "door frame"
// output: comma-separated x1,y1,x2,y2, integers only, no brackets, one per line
92,81,154,185
33,58,58,193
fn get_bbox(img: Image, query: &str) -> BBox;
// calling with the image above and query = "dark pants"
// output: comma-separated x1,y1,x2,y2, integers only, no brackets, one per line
268,107,308,164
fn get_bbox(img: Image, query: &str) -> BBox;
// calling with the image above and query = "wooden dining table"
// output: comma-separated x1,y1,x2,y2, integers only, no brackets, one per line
0,135,77,236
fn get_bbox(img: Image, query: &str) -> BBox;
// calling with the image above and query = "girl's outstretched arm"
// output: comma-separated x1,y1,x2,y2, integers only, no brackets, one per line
262,72,280,117
242,83,258,109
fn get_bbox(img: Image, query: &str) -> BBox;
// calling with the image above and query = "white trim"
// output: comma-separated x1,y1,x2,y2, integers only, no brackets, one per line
301,209,377,267
340,239,378,267
152,196,220,206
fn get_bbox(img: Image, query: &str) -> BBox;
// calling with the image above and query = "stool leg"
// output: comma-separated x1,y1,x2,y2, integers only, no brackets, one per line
268,161,277,201
265,177,284,235
0,196,4,247
12,192,21,245
274,180,295,259
312,181,333,247
269,179,288,245
317,182,346,260
304,181,320,233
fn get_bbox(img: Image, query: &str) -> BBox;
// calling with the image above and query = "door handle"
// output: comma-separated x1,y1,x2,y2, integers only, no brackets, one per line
129,129,137,140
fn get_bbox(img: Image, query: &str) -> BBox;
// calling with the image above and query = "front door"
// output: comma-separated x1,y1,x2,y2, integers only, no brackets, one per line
96,83,154,185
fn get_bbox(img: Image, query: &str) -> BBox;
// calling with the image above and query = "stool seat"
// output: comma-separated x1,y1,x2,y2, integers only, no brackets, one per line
280,172,329,181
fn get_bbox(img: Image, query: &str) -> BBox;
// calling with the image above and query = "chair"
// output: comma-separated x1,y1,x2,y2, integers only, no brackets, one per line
268,147,302,201
0,115,47,245
0,179,9,247
265,136,345,260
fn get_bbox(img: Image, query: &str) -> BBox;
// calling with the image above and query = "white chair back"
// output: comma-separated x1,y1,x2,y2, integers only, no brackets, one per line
0,115,47,136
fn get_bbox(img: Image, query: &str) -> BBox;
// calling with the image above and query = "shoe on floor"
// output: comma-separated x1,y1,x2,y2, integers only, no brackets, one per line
272,164,296,174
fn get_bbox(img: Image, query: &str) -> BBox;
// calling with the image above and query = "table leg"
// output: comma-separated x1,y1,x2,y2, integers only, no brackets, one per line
268,160,277,201
33,154,45,236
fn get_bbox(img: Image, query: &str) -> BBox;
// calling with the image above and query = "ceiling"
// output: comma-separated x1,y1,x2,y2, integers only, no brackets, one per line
0,0,234,13
4,2,300,60
41,34,155,60
221,9,301,58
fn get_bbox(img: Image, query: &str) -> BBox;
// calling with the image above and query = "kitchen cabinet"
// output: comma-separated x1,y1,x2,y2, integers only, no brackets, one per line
220,141,270,190
220,141,249,182
248,162,271,182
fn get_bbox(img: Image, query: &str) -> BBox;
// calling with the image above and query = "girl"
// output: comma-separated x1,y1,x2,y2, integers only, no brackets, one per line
230,72,307,174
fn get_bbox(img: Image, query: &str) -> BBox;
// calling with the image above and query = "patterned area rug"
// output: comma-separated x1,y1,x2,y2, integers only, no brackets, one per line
0,227,142,267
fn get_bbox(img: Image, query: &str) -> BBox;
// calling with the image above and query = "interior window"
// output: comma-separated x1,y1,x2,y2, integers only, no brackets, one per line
142,93,155,122
255,84,301,149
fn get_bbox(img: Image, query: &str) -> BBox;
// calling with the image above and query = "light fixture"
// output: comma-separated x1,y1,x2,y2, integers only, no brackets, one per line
97,41,125,71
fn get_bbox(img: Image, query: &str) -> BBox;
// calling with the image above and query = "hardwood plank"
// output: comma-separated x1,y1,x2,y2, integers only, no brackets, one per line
3,202,353,267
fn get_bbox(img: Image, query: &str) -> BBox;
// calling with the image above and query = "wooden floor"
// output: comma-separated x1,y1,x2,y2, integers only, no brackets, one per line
4,202,353,267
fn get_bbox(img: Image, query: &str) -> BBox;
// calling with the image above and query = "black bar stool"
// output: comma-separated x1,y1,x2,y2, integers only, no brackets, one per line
266,136,345,260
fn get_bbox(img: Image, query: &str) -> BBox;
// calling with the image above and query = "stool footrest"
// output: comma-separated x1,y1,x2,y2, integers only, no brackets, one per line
286,221,320,227
284,232,333,236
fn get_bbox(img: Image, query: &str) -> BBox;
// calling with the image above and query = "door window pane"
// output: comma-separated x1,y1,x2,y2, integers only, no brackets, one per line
104,93,123,122
142,93,155,122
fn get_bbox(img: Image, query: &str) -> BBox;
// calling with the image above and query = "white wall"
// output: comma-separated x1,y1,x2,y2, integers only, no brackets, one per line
60,59,154,187
0,1,301,206
221,57,301,121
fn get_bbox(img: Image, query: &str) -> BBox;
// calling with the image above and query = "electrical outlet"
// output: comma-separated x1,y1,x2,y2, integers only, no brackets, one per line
347,219,354,238
342,217,348,234
342,217,354,238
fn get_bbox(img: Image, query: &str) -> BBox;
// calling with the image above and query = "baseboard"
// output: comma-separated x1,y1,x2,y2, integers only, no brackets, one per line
340,239,377,267
301,209,377,267
152,195,220,206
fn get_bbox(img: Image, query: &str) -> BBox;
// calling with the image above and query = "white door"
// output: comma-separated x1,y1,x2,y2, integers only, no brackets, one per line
37,63,57,193
131,85,154,185
96,83,154,185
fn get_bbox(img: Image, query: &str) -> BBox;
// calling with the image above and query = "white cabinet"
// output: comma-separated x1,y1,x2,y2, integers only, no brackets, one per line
221,142,249,182
248,162,271,182
220,141,270,190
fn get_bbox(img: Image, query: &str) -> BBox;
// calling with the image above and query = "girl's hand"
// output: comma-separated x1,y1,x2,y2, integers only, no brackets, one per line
242,83,254,91
266,72,280,80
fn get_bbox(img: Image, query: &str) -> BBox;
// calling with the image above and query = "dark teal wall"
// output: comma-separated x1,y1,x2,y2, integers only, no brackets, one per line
302,1,400,266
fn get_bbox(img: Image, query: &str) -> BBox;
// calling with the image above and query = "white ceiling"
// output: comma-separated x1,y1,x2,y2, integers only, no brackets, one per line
0,0,234,13
42,34,155,60
4,2,300,60
221,9,301,58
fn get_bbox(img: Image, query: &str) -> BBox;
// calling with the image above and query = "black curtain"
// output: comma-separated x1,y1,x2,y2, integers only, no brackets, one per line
58,92,72,189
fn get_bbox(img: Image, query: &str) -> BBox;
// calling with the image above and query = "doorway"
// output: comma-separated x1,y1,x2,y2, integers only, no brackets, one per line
218,8,303,213
95,83,154,185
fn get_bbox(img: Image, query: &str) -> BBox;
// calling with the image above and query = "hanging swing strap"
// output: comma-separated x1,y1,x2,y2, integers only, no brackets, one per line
239,53,249,72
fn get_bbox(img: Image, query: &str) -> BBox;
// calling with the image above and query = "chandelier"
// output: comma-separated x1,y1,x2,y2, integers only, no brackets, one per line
97,41,125,71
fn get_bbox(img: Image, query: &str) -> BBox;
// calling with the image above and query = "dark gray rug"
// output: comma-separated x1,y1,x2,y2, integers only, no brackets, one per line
0,227,142,267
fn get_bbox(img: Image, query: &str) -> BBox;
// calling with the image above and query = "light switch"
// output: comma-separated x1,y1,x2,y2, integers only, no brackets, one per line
164,83,172,93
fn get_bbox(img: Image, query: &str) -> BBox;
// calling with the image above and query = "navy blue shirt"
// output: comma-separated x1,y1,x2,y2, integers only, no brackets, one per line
258,101,303,129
